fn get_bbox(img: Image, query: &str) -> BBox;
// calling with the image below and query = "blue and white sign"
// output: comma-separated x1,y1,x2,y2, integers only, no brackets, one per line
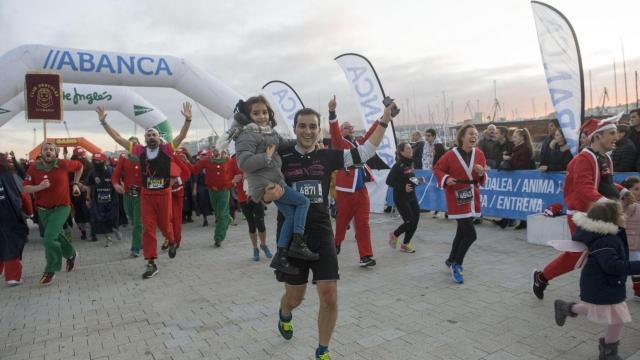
262,80,305,138
531,2,584,155
386,170,640,220
335,53,396,167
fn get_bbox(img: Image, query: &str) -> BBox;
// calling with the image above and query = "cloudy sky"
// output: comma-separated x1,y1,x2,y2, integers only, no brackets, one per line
1,0,639,157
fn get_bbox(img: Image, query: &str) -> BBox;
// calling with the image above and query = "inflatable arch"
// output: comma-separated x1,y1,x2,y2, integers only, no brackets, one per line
0,44,243,125
0,83,172,138
28,137,102,160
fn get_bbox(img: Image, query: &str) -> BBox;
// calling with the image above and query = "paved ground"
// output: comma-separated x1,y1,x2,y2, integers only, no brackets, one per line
1,209,639,360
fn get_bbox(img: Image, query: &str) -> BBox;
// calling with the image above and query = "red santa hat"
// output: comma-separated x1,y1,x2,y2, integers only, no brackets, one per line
72,146,86,157
580,112,623,139
92,152,106,162
544,203,564,217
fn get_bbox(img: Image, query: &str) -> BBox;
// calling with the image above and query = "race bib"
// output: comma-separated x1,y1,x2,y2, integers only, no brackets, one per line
97,189,112,204
293,180,323,204
455,187,473,205
146,177,165,190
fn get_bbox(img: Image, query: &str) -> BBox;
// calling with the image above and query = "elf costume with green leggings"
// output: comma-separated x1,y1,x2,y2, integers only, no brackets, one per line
23,152,82,286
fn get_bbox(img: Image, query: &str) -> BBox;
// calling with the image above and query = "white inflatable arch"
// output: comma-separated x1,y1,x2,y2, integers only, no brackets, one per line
0,83,172,136
0,44,243,129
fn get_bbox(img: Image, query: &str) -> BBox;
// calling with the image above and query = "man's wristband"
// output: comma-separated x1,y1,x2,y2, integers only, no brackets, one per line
185,118,192,122
379,121,389,128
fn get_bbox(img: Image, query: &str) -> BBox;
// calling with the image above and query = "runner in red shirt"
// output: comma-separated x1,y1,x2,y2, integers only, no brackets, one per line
96,103,192,279
23,142,83,286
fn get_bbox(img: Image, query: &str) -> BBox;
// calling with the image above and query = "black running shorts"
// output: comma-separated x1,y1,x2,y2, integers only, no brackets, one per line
275,222,339,285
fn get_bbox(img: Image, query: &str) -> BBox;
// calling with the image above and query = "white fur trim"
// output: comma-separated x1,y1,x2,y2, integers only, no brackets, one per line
572,212,619,235
620,188,630,199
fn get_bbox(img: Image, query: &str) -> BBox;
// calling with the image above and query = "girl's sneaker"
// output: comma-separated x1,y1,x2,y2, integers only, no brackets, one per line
253,248,260,261
400,243,415,253
388,232,398,249
261,244,273,258
451,263,464,284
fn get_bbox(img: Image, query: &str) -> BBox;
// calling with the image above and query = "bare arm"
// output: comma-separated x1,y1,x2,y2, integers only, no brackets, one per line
23,182,47,194
172,102,192,147
96,106,130,149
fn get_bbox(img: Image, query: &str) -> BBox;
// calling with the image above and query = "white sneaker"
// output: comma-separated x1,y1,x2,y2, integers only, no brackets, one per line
7,280,22,286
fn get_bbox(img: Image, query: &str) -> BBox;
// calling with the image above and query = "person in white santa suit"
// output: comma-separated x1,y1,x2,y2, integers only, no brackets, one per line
434,124,487,284
532,114,629,299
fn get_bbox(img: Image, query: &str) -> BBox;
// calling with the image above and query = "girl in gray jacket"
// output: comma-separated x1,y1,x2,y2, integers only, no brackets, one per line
219,96,317,275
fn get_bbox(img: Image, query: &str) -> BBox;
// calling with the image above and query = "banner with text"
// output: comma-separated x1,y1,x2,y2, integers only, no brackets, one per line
335,53,397,168
0,44,242,120
385,170,640,220
531,2,584,155
262,80,304,139
2,83,172,140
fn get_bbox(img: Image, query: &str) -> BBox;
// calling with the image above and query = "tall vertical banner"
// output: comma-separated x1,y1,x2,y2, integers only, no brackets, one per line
531,1,585,155
335,53,397,167
262,80,305,138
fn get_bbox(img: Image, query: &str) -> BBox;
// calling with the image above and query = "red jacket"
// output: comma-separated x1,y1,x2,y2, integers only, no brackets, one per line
434,147,487,219
227,157,248,203
329,117,379,192
171,155,193,194
193,155,232,190
111,154,143,193
564,148,614,213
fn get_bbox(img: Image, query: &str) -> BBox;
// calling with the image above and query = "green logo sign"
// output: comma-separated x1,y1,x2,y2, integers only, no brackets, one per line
0,108,10,115
62,87,113,105
134,105,154,116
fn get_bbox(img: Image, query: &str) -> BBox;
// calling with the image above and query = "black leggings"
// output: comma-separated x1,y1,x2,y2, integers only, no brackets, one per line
448,218,477,265
240,201,266,234
393,194,420,244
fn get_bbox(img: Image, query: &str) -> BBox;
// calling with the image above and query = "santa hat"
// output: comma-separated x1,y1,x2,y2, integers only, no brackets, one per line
92,152,106,162
72,146,86,157
544,203,564,217
580,112,623,139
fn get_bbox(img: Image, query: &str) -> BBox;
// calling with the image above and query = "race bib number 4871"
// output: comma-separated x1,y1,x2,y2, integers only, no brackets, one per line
293,180,323,204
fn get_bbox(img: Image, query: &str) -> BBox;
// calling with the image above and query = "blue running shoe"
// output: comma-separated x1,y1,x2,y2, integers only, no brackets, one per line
253,248,260,261
261,244,273,258
451,263,464,284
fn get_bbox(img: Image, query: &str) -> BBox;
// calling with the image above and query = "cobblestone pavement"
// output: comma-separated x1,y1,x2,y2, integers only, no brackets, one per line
1,210,639,360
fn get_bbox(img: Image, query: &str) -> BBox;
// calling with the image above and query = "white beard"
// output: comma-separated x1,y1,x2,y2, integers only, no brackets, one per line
146,147,160,160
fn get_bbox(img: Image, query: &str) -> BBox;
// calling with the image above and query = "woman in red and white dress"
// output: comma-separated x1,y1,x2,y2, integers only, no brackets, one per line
434,124,487,284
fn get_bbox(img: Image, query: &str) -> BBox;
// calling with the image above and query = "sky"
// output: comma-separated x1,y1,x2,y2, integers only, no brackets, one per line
1,0,639,157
